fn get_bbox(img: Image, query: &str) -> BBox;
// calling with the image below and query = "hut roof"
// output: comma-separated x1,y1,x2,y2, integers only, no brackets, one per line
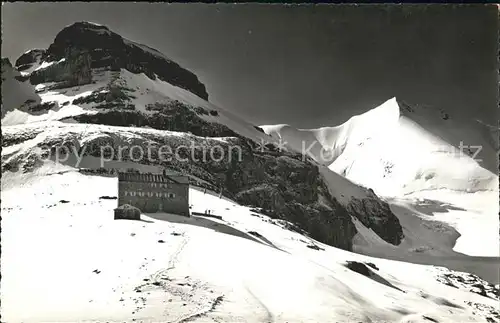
118,172,189,184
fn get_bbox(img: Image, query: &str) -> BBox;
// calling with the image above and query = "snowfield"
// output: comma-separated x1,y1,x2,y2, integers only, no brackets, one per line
262,98,498,197
262,97,499,257
1,162,499,323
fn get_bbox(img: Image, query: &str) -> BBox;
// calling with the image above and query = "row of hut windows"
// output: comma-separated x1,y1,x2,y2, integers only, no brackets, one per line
123,183,172,188
150,183,171,188
124,191,176,198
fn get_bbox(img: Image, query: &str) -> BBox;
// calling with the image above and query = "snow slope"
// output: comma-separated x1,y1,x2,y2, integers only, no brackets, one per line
2,22,399,237
5,64,274,146
5,68,497,256
261,98,499,257
2,163,499,323
262,97,498,197
2,120,408,247
2,58,399,232
5,21,272,147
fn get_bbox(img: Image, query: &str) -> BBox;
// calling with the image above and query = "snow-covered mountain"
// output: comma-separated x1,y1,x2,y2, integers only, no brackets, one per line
4,22,271,144
262,97,498,197
262,97,499,257
2,21,406,250
2,21,499,323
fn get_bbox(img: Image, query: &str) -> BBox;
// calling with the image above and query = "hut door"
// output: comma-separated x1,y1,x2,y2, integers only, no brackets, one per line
158,202,163,212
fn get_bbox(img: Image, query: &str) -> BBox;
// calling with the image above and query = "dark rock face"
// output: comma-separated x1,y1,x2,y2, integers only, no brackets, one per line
1,128,43,148
2,122,404,249
29,49,92,88
125,138,355,249
1,57,42,117
27,102,58,114
35,22,207,100
346,196,403,245
15,49,45,71
345,261,371,276
2,119,405,249
69,100,240,138
3,125,358,250
114,204,141,220
437,272,499,300
253,126,265,133
104,137,357,250
344,260,405,292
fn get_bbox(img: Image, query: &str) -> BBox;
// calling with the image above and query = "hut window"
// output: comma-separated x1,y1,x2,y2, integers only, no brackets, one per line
130,191,136,197
138,191,144,197
168,193,175,199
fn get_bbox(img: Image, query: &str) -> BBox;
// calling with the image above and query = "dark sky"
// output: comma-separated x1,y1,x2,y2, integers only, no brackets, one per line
2,3,498,128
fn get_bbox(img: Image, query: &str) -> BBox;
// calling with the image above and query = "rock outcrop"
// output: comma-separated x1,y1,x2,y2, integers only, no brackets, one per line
20,22,208,100
15,49,45,72
1,58,42,119
346,196,403,245
68,100,240,138
2,124,361,249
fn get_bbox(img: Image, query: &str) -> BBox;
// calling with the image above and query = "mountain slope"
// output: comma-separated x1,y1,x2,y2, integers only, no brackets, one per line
1,58,41,121
5,22,274,146
1,21,406,249
261,97,499,257
262,97,498,197
23,21,208,100
1,164,499,323
2,20,499,323
1,120,404,248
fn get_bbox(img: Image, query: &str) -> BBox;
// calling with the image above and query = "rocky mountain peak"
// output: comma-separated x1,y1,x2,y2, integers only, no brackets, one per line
17,21,209,100
15,49,45,72
1,57,41,119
